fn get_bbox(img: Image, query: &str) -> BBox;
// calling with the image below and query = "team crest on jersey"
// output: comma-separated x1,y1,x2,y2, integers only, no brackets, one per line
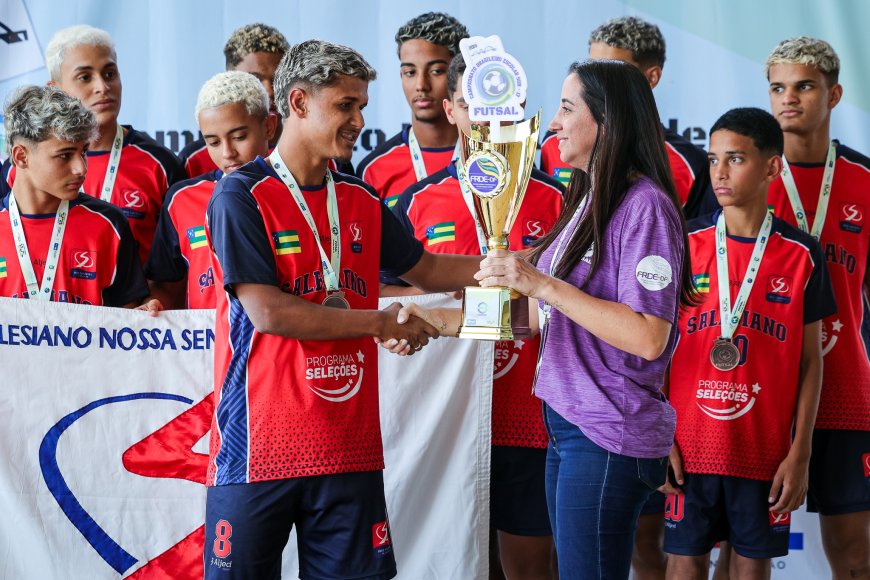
768,511,791,529
0,257,6,278
199,267,215,292
493,339,526,379
821,318,843,357
273,230,301,255
372,520,392,558
186,226,208,250
426,222,455,246
305,350,366,403
120,189,147,220
839,202,864,233
522,219,549,247
693,272,710,293
347,222,364,253
69,249,97,280
765,276,792,304
696,380,760,421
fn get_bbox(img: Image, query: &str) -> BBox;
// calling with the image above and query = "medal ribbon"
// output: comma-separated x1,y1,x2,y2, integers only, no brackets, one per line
99,124,125,202
268,150,341,293
8,192,70,301
780,140,836,240
407,128,428,181
715,210,773,341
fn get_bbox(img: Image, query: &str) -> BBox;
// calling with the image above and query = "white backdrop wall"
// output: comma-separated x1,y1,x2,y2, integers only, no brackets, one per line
1,0,869,165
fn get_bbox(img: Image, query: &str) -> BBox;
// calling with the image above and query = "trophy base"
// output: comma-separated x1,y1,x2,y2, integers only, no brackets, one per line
459,286,515,341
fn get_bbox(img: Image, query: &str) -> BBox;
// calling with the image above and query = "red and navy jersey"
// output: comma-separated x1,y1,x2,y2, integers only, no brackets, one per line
0,192,148,306
3,127,185,265
178,137,355,179
767,142,870,431
145,170,221,309
669,210,835,480
539,127,714,218
179,138,217,179
388,163,564,448
205,157,423,485
356,127,456,209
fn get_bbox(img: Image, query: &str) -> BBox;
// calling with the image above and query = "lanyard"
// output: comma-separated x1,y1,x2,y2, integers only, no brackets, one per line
715,210,773,340
454,159,490,256
8,192,70,301
99,124,125,202
268,150,341,292
407,128,428,181
780,140,836,240
533,200,585,389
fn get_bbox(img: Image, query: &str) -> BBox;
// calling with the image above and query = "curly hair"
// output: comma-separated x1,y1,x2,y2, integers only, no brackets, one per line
765,36,840,86
224,23,290,69
273,39,377,118
394,12,469,57
588,16,666,69
195,71,270,122
4,85,97,155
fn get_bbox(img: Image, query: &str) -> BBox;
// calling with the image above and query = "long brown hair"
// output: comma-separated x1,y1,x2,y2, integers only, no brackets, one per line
530,60,696,307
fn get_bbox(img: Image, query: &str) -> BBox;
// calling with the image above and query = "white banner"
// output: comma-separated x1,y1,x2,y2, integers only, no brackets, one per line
0,295,493,579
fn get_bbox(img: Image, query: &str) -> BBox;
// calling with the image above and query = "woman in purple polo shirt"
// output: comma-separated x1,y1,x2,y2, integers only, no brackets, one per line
384,59,695,578
477,60,695,578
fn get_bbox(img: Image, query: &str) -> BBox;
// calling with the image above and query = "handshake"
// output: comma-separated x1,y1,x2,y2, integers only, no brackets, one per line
374,248,547,356
374,301,458,356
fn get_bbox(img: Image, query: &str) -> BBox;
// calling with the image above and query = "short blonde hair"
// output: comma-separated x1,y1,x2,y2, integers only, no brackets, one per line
45,25,116,82
195,71,269,122
765,36,840,86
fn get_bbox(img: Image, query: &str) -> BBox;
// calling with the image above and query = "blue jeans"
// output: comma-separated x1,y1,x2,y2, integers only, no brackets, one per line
543,404,667,579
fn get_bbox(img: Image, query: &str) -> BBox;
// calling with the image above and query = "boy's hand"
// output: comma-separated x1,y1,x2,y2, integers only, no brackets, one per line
768,452,810,514
659,443,685,495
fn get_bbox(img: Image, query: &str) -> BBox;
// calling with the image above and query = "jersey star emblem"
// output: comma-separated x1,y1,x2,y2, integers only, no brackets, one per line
752,383,762,394
356,350,365,363
831,319,844,332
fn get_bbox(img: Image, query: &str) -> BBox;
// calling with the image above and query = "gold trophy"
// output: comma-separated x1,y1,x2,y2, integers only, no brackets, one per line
457,111,541,340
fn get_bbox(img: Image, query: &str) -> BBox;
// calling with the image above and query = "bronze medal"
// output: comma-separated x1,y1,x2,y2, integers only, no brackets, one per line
710,339,740,371
322,291,350,309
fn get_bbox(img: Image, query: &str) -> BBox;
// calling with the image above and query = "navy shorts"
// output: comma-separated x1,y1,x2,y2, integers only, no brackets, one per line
663,473,791,559
807,429,870,515
491,446,552,536
204,471,396,580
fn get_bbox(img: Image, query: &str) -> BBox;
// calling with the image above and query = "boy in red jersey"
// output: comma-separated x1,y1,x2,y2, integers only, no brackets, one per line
383,53,563,579
204,40,481,579
765,37,870,579
356,12,469,208
540,16,713,220
3,26,185,265
662,107,834,578
178,23,289,178
146,71,276,309
0,85,147,306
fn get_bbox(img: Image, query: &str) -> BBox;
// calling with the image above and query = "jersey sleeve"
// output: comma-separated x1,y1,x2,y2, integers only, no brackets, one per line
379,199,423,280
803,238,838,323
144,189,187,282
379,191,417,286
207,178,278,293
104,218,150,306
617,201,684,324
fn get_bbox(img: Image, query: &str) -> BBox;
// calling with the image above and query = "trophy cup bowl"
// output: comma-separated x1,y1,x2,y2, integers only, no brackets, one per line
457,110,541,340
